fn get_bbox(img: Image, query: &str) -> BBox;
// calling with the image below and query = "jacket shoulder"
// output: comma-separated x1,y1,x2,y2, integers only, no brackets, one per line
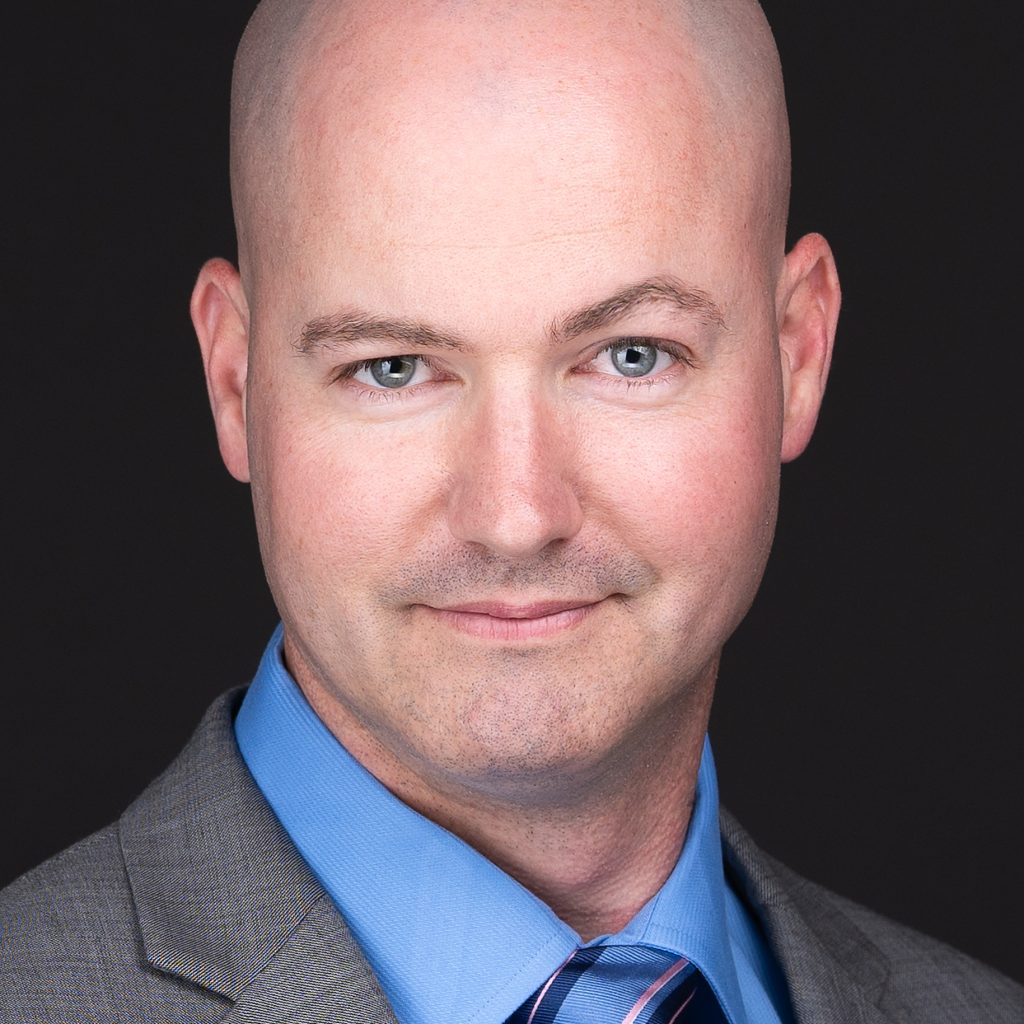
771,853,1024,1022
0,817,227,1021
721,809,1024,1023
827,883,1022,1017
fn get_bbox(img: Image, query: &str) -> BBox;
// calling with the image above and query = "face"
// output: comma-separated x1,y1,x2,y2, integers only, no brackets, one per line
197,3,837,806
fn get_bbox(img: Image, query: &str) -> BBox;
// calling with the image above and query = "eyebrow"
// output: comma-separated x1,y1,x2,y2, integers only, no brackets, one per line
294,275,725,355
296,311,466,355
554,275,726,340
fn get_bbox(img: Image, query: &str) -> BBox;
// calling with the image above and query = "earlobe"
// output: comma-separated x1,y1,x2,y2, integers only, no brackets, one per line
777,232,841,463
191,258,252,482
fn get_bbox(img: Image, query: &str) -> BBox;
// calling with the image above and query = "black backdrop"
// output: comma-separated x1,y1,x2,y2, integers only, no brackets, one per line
3,1,1021,983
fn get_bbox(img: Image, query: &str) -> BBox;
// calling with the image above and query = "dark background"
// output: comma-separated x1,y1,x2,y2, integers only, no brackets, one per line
3,0,1020,984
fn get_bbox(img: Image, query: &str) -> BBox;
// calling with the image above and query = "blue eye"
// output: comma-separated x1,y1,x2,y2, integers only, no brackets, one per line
368,356,418,388
609,342,659,377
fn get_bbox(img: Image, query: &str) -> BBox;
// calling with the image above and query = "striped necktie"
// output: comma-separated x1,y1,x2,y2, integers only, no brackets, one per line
504,945,729,1024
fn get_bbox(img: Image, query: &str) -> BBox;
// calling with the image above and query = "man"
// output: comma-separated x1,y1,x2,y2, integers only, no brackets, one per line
1,0,1020,1021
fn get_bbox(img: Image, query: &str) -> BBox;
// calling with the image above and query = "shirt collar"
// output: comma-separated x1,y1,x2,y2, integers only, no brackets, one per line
235,625,747,1024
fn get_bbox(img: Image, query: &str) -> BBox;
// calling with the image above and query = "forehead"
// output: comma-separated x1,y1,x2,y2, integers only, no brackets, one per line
257,1,765,328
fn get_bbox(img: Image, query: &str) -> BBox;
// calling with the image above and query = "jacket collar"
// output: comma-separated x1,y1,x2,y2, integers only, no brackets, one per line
117,687,399,1023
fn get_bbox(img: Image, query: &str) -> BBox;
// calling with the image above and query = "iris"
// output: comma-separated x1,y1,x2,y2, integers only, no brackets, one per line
370,357,419,388
610,342,658,377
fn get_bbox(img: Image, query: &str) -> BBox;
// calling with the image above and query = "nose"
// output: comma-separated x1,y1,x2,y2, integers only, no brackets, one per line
446,387,584,558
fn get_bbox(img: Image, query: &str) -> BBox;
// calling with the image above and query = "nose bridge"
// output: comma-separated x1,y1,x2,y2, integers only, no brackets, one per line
447,377,583,557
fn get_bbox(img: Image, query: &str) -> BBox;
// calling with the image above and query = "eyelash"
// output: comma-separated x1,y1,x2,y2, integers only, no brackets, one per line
330,339,694,402
587,338,696,391
330,356,450,403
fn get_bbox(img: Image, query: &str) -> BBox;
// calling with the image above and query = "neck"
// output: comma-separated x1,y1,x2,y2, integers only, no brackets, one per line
443,732,706,940
296,658,716,940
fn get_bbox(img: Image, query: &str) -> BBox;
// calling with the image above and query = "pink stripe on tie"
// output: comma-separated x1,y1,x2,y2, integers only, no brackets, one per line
525,950,578,1024
664,988,697,1024
621,957,690,1024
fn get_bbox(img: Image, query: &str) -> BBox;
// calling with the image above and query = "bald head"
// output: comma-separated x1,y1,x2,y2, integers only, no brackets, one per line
229,0,790,290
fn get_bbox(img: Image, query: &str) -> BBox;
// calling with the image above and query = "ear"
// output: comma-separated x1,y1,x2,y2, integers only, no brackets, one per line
191,258,251,482
776,232,841,462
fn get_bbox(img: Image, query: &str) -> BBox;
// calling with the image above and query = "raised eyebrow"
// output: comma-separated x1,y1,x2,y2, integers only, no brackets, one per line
295,309,468,355
554,276,727,342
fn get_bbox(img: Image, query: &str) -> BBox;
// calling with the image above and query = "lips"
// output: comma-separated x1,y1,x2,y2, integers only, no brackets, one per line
423,598,603,640
439,599,597,619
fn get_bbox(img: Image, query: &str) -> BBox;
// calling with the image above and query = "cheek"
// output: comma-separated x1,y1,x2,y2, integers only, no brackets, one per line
584,373,782,583
250,394,446,599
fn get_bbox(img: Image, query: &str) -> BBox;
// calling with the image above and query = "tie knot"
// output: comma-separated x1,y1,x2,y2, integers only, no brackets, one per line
506,944,727,1024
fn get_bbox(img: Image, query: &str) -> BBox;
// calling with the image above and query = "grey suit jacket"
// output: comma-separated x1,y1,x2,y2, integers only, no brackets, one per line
2,689,1021,1023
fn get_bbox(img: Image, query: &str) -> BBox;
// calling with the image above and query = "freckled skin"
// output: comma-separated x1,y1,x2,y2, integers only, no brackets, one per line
194,0,839,938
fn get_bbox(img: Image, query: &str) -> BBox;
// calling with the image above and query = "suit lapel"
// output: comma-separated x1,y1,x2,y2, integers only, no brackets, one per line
118,689,399,1024
219,896,399,1024
720,810,892,1024
118,687,906,1024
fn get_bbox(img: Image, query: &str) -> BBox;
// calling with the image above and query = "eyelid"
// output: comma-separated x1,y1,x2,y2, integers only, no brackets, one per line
583,337,696,371
330,353,435,383
327,338,694,401
608,336,695,362
329,353,452,403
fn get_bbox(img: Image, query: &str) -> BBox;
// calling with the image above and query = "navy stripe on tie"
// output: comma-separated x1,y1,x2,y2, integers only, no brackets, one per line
644,966,702,1024
505,945,728,1024
666,968,726,1024
527,946,603,1024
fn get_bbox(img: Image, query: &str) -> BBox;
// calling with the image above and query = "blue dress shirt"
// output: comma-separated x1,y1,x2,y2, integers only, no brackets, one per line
235,626,793,1024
